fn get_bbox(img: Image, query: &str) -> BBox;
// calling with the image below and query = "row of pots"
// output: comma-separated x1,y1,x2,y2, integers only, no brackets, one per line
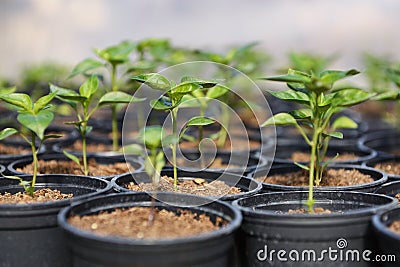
1,163,399,267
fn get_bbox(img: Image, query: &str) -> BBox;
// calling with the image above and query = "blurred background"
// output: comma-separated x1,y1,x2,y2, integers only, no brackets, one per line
1,0,399,80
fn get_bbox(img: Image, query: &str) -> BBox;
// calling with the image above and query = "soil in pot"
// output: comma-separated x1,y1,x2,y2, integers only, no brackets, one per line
0,143,31,155
63,139,113,153
374,161,400,176
289,151,359,162
389,220,400,234
68,206,225,240
127,176,241,197
0,188,73,204
16,158,134,176
256,168,374,187
179,137,261,152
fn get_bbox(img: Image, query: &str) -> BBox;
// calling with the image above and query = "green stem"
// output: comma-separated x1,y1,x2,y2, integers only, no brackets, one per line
111,65,119,151
30,132,37,197
171,109,178,190
217,102,230,148
82,129,88,176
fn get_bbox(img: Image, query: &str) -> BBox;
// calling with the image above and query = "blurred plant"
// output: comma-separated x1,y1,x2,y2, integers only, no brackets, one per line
260,68,374,212
285,52,336,74
0,89,60,196
51,75,145,175
193,42,270,147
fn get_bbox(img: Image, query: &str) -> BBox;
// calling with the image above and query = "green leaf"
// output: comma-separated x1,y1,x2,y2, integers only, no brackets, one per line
261,113,298,127
139,126,164,150
0,93,32,111
95,40,135,64
0,128,18,140
150,97,174,110
180,76,219,88
43,134,63,140
121,144,144,156
260,70,311,84
162,134,179,147
155,151,166,173
33,92,56,113
0,86,17,95
50,83,86,105
323,131,343,139
331,89,374,107
372,90,399,101
131,73,171,91
79,75,98,99
206,84,229,99
332,116,358,130
98,91,146,106
267,89,310,105
169,82,202,97
319,69,360,85
17,110,54,140
289,109,312,119
63,150,81,166
69,58,104,78
178,94,202,108
185,116,216,127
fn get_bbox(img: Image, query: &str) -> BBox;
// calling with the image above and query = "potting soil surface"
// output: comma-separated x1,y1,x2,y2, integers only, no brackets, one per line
0,188,73,204
68,207,225,240
289,152,359,162
127,176,241,196
258,168,374,186
374,161,400,175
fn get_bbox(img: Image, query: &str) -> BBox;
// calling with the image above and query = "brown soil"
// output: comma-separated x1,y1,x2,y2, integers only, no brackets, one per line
287,207,332,214
0,188,73,204
257,168,374,187
172,157,241,169
389,220,400,235
396,193,400,203
65,140,113,153
374,161,400,175
68,206,224,240
179,137,260,151
127,176,241,197
16,158,133,176
0,143,30,155
289,152,359,162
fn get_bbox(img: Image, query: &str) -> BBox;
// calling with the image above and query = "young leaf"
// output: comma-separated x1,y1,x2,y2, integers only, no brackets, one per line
332,116,358,130
95,40,135,64
319,69,360,85
50,84,87,105
150,97,174,110
17,110,54,140
260,71,311,84
294,162,310,170
69,58,104,78
169,82,202,96
206,84,229,99
322,131,343,139
155,151,166,173
0,86,17,95
0,93,32,112
331,89,374,107
0,128,18,140
267,89,310,105
131,73,171,91
185,116,216,127
43,134,63,141
98,91,145,106
162,134,179,147
261,113,298,127
139,126,164,150
63,150,81,166
289,109,312,119
79,75,98,99
372,90,399,101
33,92,57,113
120,144,145,157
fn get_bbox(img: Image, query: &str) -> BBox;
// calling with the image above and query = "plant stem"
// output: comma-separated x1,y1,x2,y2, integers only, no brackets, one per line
82,128,88,176
171,109,178,190
111,65,119,151
30,132,37,197
217,101,230,148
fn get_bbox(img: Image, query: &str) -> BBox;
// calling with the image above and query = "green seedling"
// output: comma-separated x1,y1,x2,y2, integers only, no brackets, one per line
69,40,138,151
286,52,336,74
50,75,145,176
194,42,270,148
260,68,374,212
131,73,217,189
0,90,60,196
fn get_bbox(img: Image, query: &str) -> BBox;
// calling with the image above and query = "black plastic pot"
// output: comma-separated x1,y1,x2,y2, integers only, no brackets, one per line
364,155,400,181
0,163,4,174
164,150,267,176
250,164,388,193
374,180,400,198
359,130,400,157
58,192,242,267
7,153,144,181
112,169,262,202
268,141,376,165
0,174,112,267
372,207,400,267
232,191,397,267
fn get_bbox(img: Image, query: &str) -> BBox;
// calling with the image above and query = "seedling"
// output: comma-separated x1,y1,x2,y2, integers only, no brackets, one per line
194,42,269,148
0,90,60,196
260,69,374,212
50,75,145,175
131,74,216,189
69,40,138,151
